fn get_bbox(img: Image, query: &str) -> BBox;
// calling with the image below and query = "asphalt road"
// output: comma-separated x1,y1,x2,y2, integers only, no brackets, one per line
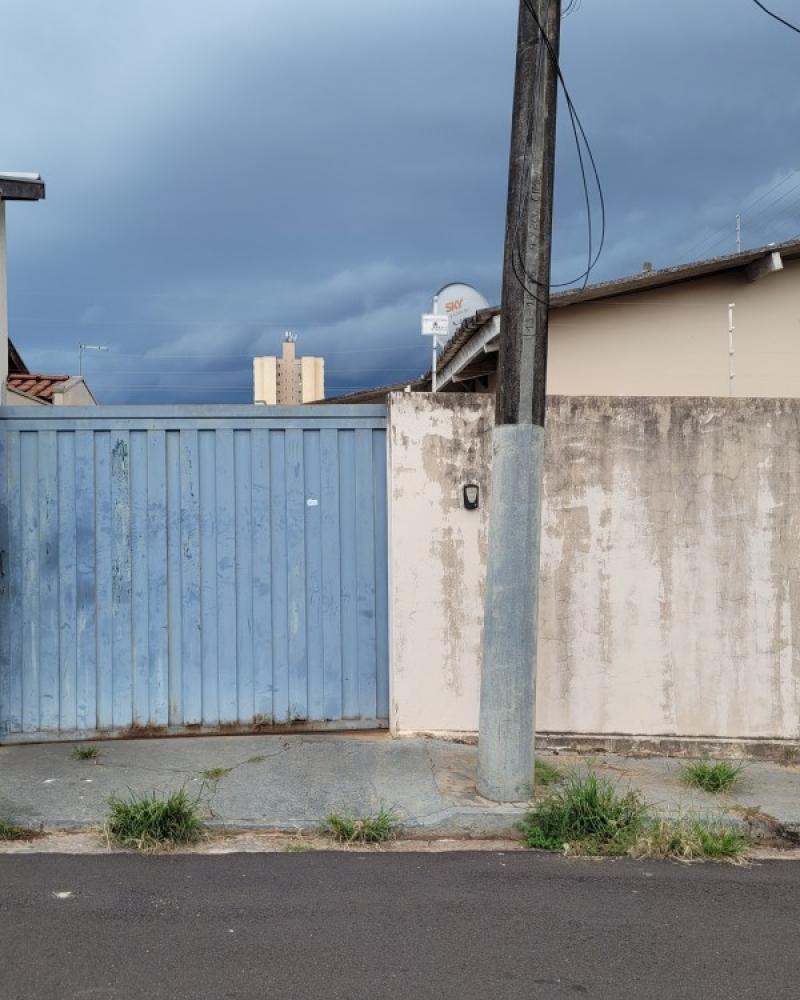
1,852,798,1000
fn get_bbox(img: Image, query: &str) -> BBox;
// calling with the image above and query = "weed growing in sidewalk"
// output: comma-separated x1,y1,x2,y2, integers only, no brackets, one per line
201,767,233,781
682,760,743,794
106,789,206,851
520,770,751,862
0,819,40,841
521,771,647,854
631,818,749,863
324,809,399,844
70,745,100,761
535,759,563,788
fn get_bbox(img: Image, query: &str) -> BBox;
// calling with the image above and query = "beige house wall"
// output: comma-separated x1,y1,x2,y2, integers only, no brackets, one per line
51,377,96,405
6,386,46,406
388,392,800,741
547,258,800,397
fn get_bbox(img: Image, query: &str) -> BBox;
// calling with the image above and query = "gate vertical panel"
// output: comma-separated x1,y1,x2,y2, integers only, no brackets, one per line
38,431,59,732
180,430,202,725
94,433,113,730
197,430,218,725
4,432,23,734
354,429,378,720
285,429,307,720
338,430,359,719
234,430,255,724
130,431,150,726
146,431,169,727
250,429,273,722
110,431,132,729
269,430,290,723
74,430,97,732
215,429,237,724
57,432,78,732
304,431,324,721
373,429,390,720
165,430,183,726
319,429,343,721
20,432,40,732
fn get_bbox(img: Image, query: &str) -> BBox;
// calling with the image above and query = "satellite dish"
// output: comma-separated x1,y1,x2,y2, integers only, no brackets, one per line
433,283,490,340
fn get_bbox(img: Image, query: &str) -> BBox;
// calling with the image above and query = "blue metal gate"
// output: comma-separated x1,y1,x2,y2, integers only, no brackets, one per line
0,406,389,742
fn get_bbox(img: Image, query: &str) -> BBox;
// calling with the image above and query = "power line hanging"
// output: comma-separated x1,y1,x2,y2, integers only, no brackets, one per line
751,0,800,35
511,0,606,303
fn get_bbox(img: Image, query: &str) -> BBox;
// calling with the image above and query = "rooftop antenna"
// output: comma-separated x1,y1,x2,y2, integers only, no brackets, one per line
79,343,108,376
736,214,742,254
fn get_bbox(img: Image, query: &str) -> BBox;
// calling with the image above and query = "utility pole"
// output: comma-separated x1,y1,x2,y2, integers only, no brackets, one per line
478,0,561,802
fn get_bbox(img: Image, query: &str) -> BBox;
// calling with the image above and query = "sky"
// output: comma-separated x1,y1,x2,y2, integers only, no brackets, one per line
2,0,799,402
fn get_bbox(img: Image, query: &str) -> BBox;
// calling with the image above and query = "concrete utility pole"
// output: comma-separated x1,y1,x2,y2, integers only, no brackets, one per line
478,0,561,802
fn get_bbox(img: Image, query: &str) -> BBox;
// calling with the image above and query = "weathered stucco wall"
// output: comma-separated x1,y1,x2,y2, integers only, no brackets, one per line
389,393,800,740
388,393,493,733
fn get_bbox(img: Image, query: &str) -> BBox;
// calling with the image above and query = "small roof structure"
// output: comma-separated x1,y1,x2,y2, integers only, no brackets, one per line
0,173,45,201
7,373,71,402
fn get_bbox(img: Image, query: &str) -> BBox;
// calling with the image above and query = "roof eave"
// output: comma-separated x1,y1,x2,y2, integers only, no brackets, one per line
0,176,46,201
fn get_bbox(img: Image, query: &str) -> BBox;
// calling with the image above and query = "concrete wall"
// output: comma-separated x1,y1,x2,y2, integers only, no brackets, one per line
388,393,800,741
547,258,800,398
388,393,492,733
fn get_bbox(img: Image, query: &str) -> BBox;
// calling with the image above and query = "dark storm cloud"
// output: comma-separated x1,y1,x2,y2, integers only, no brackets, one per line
2,1,797,401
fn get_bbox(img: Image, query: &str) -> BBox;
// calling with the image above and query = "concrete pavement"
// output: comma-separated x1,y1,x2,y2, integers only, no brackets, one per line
1,732,799,842
1,852,799,999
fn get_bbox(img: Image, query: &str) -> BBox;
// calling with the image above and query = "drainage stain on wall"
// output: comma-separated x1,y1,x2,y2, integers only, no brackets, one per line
390,393,800,741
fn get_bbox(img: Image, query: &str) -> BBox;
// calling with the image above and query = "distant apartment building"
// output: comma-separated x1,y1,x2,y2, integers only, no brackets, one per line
253,334,325,404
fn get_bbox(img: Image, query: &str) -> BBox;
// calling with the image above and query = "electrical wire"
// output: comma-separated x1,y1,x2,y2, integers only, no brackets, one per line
510,0,606,303
684,169,800,260
687,174,800,260
751,0,800,34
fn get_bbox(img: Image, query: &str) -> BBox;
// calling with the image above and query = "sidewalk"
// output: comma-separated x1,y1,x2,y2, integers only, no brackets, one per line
1,732,799,842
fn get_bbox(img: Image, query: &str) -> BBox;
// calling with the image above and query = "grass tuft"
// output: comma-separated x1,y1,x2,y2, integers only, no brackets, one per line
520,771,647,855
521,770,751,863
324,809,399,844
283,842,313,853
201,767,232,781
70,744,100,761
535,759,563,788
0,819,40,841
631,818,750,864
106,789,206,851
682,759,743,794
